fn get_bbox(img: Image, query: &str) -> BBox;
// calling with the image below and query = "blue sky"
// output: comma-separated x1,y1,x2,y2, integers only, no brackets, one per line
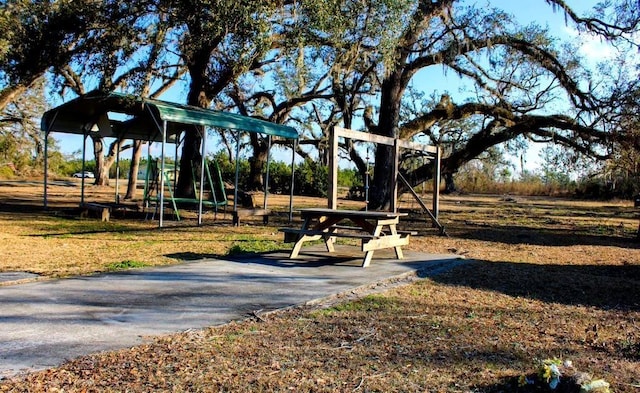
409,0,613,173
53,0,615,173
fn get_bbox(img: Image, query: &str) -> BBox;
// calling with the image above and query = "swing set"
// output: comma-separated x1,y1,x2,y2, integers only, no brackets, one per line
143,157,227,221
328,126,445,234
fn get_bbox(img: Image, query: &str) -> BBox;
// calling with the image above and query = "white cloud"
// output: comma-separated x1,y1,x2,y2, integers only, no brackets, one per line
562,26,617,61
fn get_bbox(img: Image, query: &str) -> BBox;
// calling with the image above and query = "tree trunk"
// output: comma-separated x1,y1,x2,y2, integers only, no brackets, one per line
94,138,124,187
247,133,267,191
92,137,108,186
369,73,404,210
176,56,210,198
175,125,201,198
443,172,456,194
125,140,143,200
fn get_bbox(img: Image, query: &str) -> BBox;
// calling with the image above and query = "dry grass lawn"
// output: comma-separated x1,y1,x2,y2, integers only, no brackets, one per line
0,179,638,392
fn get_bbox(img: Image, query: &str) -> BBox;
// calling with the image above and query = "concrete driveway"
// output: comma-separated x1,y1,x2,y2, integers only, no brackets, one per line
0,246,464,378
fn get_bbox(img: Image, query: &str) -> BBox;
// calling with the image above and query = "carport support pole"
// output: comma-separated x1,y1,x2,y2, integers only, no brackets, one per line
115,137,121,204
159,120,167,228
143,140,151,207
174,137,179,196
197,127,207,226
81,133,87,205
263,135,272,211
44,130,49,209
233,131,241,225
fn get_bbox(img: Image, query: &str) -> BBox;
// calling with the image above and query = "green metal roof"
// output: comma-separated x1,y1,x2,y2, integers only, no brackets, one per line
41,90,299,140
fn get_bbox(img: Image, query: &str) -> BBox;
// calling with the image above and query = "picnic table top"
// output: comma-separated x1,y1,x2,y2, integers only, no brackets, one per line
298,208,408,219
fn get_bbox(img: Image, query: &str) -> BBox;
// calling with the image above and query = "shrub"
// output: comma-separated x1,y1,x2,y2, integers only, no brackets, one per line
294,159,328,197
0,163,16,179
267,161,292,194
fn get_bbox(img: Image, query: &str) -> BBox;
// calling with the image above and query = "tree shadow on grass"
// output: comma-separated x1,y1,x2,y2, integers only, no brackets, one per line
447,223,640,249
167,249,366,268
0,202,51,214
428,259,640,311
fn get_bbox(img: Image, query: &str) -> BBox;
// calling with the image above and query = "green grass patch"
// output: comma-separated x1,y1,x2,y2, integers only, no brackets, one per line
226,240,285,255
34,217,141,237
105,260,149,271
217,234,264,241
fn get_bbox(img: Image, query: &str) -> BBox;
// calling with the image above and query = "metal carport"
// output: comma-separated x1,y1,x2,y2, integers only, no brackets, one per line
41,90,299,226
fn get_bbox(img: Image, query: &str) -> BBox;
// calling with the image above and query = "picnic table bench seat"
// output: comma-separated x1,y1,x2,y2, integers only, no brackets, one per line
279,227,377,243
316,224,417,236
80,202,111,222
232,208,270,226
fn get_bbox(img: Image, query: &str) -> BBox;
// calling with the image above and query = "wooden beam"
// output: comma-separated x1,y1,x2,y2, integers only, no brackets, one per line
334,126,395,146
361,234,409,252
397,139,439,154
334,126,438,154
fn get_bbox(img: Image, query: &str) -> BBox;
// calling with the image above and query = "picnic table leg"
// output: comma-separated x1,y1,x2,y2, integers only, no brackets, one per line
289,235,307,258
324,234,336,252
388,224,404,259
361,224,384,268
289,216,313,258
317,216,341,253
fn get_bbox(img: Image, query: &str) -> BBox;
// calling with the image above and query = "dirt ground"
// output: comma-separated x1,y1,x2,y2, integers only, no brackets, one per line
0,179,638,392
1,178,638,279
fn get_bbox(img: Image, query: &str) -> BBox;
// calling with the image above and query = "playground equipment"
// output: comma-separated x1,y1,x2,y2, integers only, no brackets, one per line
41,90,299,227
143,158,227,221
327,126,444,232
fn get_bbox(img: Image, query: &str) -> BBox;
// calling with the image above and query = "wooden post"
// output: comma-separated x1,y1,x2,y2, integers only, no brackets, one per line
289,139,296,223
328,127,338,209
391,138,400,213
433,146,441,220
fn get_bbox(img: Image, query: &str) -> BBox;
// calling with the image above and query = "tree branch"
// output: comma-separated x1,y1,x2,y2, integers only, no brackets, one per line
544,0,640,40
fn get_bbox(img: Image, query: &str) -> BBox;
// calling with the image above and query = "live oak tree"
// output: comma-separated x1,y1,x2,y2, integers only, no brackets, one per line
196,0,640,204
285,0,639,209
226,0,406,189
0,78,49,175
166,0,365,194
55,1,183,188
0,0,104,112
0,0,107,177
0,0,180,188
162,0,287,198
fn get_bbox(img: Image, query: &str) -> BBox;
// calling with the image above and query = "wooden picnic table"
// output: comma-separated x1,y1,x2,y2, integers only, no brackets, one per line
280,208,412,268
